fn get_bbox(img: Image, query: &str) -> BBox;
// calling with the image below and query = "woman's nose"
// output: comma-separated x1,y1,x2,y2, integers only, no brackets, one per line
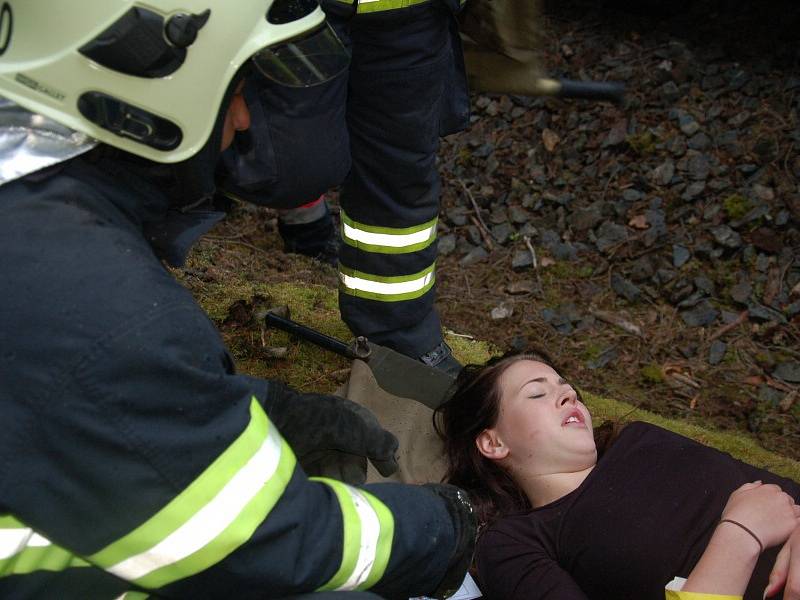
558,389,578,407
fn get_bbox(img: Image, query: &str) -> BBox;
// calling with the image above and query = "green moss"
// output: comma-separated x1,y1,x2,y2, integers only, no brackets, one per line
183,254,800,481
626,131,658,156
583,342,605,362
723,194,752,220
543,261,594,281
584,392,800,480
446,334,496,366
640,363,665,384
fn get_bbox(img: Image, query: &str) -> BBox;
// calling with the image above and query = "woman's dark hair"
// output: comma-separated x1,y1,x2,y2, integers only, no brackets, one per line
434,349,622,528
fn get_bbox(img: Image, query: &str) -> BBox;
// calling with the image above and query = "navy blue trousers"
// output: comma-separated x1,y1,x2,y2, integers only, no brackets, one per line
221,0,469,357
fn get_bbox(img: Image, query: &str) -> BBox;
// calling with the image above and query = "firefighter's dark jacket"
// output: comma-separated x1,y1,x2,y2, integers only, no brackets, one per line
0,155,460,598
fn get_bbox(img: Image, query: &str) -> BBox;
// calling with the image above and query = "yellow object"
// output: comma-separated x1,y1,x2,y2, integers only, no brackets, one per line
665,591,741,600
459,0,546,95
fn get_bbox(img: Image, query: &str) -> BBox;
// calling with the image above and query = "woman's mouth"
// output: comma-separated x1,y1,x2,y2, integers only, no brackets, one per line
562,410,585,427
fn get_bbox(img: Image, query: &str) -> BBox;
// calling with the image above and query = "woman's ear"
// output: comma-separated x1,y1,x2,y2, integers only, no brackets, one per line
476,428,509,461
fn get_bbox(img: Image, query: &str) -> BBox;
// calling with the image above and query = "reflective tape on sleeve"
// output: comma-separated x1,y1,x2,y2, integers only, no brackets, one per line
313,479,394,592
0,515,89,578
90,397,297,589
341,210,437,255
339,263,435,302
356,0,431,13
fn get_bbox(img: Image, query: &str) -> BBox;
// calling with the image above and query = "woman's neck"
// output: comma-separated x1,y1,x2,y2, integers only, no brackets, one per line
519,466,596,508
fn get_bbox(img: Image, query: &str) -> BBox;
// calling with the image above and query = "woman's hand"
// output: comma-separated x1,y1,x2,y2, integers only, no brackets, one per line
681,481,799,596
720,481,799,551
764,524,800,600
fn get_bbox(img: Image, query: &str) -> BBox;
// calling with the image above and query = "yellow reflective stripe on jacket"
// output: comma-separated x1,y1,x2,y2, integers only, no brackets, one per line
333,0,468,13
339,263,435,302
356,0,431,13
313,478,394,591
90,397,296,589
0,515,89,578
341,210,437,255
334,0,436,12
665,590,742,600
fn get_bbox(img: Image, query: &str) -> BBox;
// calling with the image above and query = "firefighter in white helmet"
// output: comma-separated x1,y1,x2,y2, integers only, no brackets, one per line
0,1,475,597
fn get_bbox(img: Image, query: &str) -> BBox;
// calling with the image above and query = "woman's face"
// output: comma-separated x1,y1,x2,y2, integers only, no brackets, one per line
478,360,597,476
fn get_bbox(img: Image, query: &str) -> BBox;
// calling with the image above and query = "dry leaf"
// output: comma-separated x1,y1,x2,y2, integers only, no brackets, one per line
263,347,288,358
540,256,556,267
743,375,765,387
628,214,650,230
779,390,798,412
542,128,560,153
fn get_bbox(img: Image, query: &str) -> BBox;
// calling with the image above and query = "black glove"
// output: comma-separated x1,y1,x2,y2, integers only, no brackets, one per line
424,484,477,600
264,381,399,485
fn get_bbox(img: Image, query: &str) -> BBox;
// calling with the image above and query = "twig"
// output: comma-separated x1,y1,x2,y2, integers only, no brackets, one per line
708,310,749,342
601,168,619,202
765,377,797,394
458,179,494,249
590,309,643,337
523,235,543,292
469,215,494,251
444,328,475,340
204,237,271,257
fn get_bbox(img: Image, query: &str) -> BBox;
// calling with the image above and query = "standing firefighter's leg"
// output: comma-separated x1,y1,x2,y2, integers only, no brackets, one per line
338,0,468,370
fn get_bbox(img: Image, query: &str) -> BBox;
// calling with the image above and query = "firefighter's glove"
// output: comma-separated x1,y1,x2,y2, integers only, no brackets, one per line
265,382,399,485
424,484,477,600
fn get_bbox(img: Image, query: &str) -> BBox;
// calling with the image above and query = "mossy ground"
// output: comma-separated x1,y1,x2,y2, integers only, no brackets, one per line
178,221,800,481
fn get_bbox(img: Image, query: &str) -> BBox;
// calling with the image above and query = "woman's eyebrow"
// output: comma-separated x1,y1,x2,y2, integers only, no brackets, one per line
518,376,570,393
517,377,547,393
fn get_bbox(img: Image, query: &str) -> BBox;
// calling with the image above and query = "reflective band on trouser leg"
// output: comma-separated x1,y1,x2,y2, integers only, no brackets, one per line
340,210,437,255
0,515,89,577
89,397,296,589
312,478,394,592
356,0,431,13
339,263,435,302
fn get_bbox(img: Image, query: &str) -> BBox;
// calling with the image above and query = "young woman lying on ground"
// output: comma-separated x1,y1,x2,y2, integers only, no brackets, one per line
434,350,800,600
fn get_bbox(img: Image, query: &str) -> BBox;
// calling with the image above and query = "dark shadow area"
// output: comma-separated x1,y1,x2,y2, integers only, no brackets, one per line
544,0,800,68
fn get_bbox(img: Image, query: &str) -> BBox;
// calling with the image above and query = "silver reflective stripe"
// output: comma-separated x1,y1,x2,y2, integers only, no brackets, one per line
0,97,97,185
313,478,394,592
0,529,50,560
342,221,435,249
339,270,433,296
106,423,284,581
336,487,381,591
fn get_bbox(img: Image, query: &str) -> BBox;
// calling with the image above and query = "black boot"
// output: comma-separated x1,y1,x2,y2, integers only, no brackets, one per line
277,201,339,266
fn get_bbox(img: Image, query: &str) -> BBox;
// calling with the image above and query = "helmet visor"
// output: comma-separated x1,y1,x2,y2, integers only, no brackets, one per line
252,24,349,88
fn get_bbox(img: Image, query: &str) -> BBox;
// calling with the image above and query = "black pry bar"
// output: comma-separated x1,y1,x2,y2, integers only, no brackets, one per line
557,79,625,104
264,311,369,360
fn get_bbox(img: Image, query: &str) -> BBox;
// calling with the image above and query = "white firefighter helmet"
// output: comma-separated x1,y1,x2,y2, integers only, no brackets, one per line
0,0,348,163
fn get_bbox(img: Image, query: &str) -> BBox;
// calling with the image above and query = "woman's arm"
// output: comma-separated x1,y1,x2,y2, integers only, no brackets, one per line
681,481,800,596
